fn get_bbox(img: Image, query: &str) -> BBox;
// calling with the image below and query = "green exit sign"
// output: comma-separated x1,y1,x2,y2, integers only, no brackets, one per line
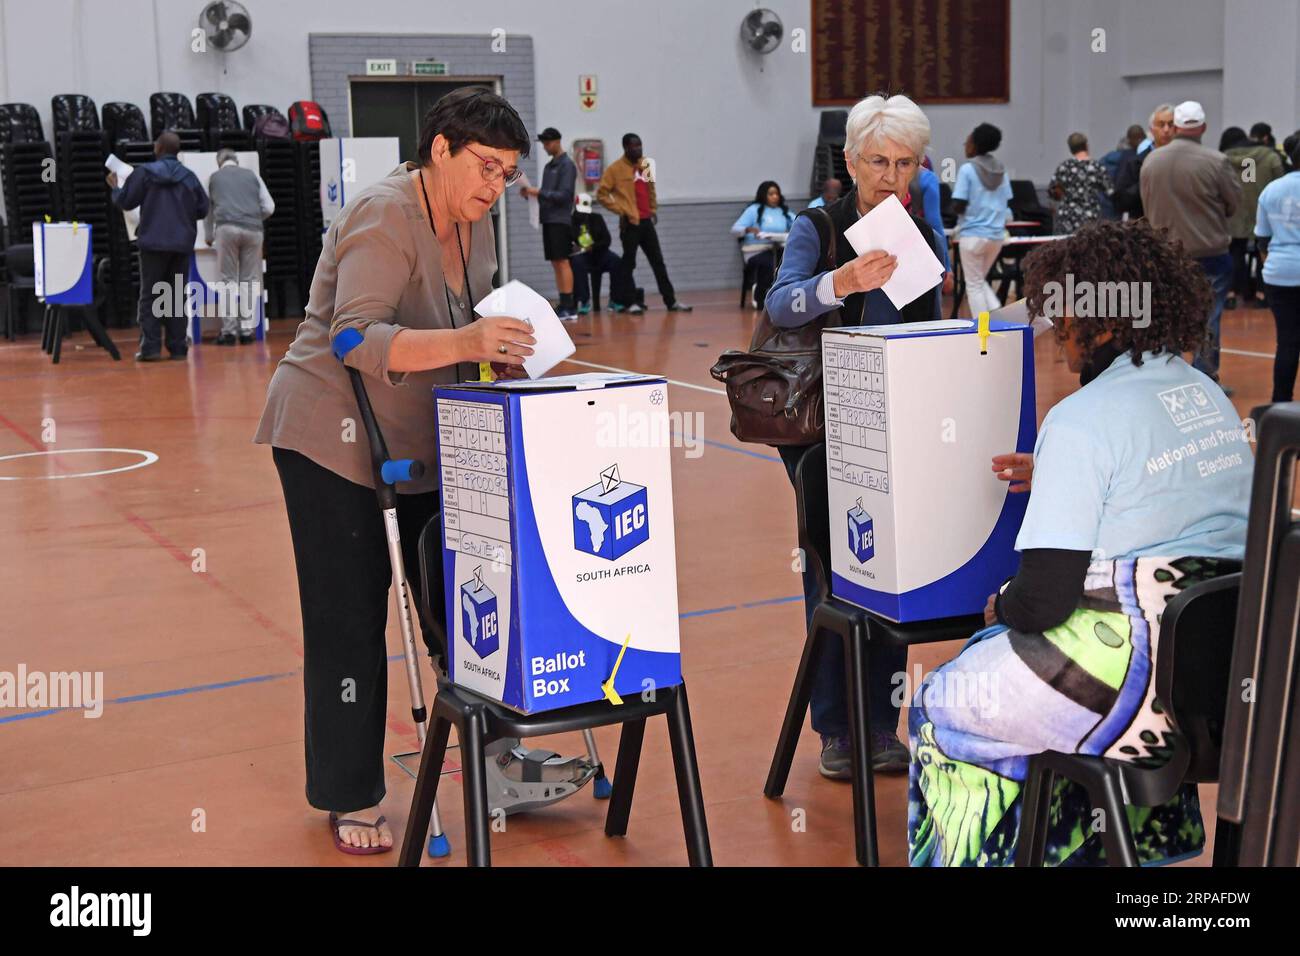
413,61,448,76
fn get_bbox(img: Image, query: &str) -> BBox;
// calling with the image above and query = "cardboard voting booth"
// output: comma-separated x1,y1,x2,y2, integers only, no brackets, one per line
32,222,93,305
319,138,401,231
822,319,1036,622
434,372,681,714
178,150,268,343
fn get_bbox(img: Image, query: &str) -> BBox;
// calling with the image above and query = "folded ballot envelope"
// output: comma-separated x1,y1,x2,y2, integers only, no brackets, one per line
434,372,681,713
821,319,1037,622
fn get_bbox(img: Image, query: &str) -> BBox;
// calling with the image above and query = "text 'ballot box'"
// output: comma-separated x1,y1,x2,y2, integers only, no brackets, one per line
822,320,1036,622
434,372,681,714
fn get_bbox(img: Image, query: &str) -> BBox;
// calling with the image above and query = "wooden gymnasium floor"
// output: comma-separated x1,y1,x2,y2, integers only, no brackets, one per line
0,290,1280,866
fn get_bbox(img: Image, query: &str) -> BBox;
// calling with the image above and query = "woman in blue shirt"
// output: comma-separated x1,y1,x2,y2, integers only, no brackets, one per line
1255,139,1300,401
909,219,1252,866
731,180,794,308
765,93,944,781
953,123,1014,316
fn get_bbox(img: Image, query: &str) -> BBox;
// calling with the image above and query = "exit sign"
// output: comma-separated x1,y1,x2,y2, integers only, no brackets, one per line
366,58,397,76
413,60,448,76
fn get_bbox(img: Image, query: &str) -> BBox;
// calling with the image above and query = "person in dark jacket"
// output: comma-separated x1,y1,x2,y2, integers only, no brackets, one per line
109,131,209,361
520,127,578,317
1113,104,1175,219
766,93,943,780
569,192,630,313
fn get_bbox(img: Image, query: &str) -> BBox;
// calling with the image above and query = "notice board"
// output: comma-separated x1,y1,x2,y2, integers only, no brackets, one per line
812,0,1011,105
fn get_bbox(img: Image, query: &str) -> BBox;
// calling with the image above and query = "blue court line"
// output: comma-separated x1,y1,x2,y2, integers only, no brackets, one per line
670,429,782,463
1,599,803,726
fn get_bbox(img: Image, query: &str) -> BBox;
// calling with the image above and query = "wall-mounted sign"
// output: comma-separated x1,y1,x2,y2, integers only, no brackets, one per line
580,94,597,112
579,74,598,96
365,58,398,77
413,60,449,76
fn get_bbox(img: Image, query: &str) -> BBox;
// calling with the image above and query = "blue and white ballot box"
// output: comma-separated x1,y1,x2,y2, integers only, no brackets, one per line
434,372,681,714
822,319,1037,622
32,222,93,305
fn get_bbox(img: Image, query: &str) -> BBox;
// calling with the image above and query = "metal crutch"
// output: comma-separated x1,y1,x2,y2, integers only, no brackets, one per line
331,328,451,858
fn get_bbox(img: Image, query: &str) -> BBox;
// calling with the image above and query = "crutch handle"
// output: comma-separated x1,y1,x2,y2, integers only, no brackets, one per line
331,328,425,502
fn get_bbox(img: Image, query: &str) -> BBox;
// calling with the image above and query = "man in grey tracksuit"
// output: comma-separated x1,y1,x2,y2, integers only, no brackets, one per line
205,148,275,344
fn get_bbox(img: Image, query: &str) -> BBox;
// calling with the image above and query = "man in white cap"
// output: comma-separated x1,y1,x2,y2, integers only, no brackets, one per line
569,191,631,315
1142,100,1242,386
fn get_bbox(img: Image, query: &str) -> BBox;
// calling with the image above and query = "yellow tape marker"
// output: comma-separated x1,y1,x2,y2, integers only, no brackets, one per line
601,632,633,706
44,214,51,223
478,362,494,382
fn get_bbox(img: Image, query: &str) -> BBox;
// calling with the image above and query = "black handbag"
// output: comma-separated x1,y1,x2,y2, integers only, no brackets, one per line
710,207,846,446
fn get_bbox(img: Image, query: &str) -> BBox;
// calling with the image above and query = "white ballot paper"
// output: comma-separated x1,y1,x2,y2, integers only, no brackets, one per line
842,193,945,310
475,279,575,379
105,154,139,241
515,172,540,229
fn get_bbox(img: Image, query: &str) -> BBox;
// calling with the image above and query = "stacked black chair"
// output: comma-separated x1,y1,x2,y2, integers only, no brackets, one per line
1015,570,1242,866
196,92,251,150
398,512,712,867
0,104,57,268
102,110,156,328
296,137,325,297
102,102,149,149
256,136,300,317
148,93,203,151
1009,180,1053,233
764,443,983,866
809,109,850,197
51,95,111,288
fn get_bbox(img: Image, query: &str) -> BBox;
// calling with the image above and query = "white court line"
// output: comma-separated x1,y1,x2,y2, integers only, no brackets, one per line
0,448,159,480
1223,348,1276,360
561,357,727,396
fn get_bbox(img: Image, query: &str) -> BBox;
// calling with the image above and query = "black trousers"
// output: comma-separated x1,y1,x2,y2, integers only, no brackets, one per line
136,249,191,357
571,248,632,308
745,250,777,308
1266,283,1300,403
1229,237,1258,300
619,219,677,307
273,447,444,812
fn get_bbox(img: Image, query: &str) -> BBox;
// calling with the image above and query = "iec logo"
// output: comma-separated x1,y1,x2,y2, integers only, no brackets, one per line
327,180,339,203
848,498,874,563
460,566,499,659
572,464,649,561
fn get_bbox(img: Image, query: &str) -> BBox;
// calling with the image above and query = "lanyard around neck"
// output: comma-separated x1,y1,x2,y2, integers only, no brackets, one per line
418,168,472,316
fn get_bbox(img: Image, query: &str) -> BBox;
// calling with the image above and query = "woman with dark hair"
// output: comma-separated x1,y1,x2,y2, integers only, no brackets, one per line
254,87,537,853
730,180,793,307
1226,126,1286,310
909,219,1253,866
953,122,1013,314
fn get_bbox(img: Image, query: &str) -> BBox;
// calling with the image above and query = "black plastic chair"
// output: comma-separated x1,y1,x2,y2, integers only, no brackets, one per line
1015,571,1242,867
399,513,712,867
764,443,983,865
1009,179,1052,233
3,242,36,340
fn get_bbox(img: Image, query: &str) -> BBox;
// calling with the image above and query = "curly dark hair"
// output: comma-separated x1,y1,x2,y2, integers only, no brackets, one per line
1021,219,1212,367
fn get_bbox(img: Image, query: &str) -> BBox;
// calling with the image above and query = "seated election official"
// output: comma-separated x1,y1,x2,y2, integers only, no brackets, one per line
908,220,1253,866
254,89,537,854
765,93,943,780
731,180,794,308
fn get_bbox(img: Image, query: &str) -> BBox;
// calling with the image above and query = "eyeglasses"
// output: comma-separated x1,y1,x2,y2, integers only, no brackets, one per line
463,144,521,186
859,155,918,176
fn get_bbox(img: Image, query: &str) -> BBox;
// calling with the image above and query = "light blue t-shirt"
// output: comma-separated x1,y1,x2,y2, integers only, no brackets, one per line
1255,171,1300,287
1016,351,1251,561
952,162,1013,239
730,203,794,236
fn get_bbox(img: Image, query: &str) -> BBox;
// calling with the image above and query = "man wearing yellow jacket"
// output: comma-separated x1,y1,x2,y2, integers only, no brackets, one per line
597,132,692,313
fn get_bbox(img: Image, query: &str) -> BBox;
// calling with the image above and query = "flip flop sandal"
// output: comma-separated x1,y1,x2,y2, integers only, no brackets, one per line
329,812,392,856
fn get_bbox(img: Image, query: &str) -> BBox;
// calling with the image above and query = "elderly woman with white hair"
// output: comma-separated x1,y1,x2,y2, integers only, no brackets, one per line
766,93,944,781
